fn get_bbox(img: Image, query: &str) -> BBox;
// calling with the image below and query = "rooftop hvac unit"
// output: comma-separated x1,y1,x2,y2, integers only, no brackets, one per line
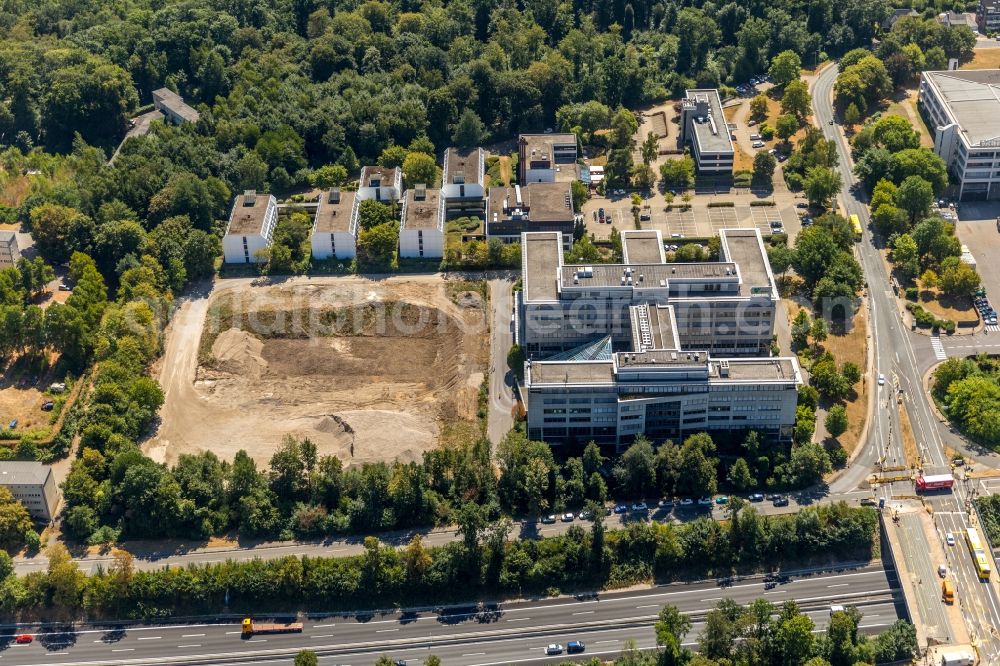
243,190,257,206
415,184,427,201
719,360,730,377
515,185,523,206
329,188,340,204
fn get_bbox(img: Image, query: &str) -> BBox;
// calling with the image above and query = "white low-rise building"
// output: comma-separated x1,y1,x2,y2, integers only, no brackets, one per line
399,185,444,259
222,190,279,264
357,166,402,203
311,188,358,260
518,133,579,183
0,462,59,521
441,147,486,219
0,231,20,267
679,89,734,175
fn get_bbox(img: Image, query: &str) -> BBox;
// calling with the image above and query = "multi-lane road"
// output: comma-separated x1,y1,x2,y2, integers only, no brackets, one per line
812,63,1000,660
0,563,902,666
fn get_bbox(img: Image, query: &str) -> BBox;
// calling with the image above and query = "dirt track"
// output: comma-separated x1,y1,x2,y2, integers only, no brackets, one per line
145,276,488,467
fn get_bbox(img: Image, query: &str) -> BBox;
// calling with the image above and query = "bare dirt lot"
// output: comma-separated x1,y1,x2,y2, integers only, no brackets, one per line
145,276,489,467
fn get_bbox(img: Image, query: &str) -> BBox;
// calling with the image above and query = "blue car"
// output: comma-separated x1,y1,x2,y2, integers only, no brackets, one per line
613,504,628,514
567,641,586,653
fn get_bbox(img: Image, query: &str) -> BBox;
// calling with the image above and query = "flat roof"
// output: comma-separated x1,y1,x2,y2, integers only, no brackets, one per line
444,147,483,186
523,232,562,302
313,189,356,233
685,89,734,154
0,461,50,486
360,166,401,187
923,71,1000,146
712,357,799,381
402,188,443,230
227,192,273,236
644,304,679,350
489,183,575,225
561,262,739,290
621,230,666,264
719,228,775,295
528,360,615,385
0,231,16,244
151,87,200,122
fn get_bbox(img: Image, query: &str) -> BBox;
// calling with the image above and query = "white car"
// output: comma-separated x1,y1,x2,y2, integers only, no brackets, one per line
679,498,694,506
697,497,713,506
946,532,955,546
545,644,564,655
878,373,885,386
751,141,765,149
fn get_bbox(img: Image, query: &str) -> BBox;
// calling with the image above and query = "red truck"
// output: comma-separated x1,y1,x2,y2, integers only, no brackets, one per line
242,618,303,636
915,474,954,492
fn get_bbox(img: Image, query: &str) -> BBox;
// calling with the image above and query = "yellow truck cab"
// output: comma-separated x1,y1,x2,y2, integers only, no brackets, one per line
242,618,253,635
942,579,954,604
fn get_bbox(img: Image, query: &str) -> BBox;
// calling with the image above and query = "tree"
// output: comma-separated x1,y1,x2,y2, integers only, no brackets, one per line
843,103,860,127
777,613,816,666
640,132,658,165
0,486,34,550
948,376,1000,445
791,309,811,349
939,256,980,298
357,222,398,270
891,234,920,283
727,457,755,491
775,114,799,143
656,604,693,665
768,50,802,88
659,157,695,189
452,108,487,147
294,651,319,666
357,200,394,231
842,362,861,387
781,80,811,119
749,95,769,123
895,175,933,223
402,152,438,188
810,317,828,345
613,437,657,498
29,204,91,264
825,405,849,439
47,542,83,614
803,166,842,208
794,226,840,286
310,164,348,188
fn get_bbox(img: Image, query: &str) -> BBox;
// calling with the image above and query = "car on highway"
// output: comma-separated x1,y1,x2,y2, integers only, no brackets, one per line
697,497,713,506
613,504,628,514
545,644,564,655
14,634,32,644
748,493,764,502
938,564,947,577
561,512,575,522
878,373,885,386
715,495,729,505
394,660,406,666
679,498,694,506
541,514,557,524
946,532,956,546
828,119,834,125
631,502,648,512
772,496,790,507
567,641,586,653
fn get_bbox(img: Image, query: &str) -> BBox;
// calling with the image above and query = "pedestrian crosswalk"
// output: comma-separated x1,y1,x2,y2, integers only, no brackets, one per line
931,336,947,360
986,324,1000,333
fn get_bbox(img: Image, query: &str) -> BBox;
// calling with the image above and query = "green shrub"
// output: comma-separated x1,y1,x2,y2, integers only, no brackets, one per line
707,201,735,207
749,200,776,206
904,287,918,300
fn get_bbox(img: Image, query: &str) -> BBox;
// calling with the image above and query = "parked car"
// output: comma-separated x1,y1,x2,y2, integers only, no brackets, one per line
14,634,32,644
639,213,650,221
58,283,71,291
715,495,729,505
796,202,809,209
541,514,556,524
561,512,575,522
658,499,674,508
860,498,878,507
697,497,713,506
578,510,593,520
631,502,648,512
772,496,790,507
545,644,564,655
598,207,605,222
567,641,586,654
613,504,628,514
41,400,54,411
751,141,765,149
8,419,17,430
748,493,764,502
679,498,694,506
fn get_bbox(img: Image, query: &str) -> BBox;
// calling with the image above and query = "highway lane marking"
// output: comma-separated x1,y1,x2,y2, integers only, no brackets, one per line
111,648,133,652
463,652,487,656
313,623,336,628
137,636,162,640
225,631,242,634
701,597,722,601
182,634,205,637
506,618,529,622
177,644,201,648
636,604,659,609
595,640,618,644
376,629,399,633
246,638,267,643
572,611,594,615
314,634,335,638
827,584,849,588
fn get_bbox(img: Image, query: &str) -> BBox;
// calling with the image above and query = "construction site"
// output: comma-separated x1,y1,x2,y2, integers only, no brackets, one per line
145,276,489,467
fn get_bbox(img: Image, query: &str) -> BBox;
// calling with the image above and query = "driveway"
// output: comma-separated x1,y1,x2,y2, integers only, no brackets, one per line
108,109,163,163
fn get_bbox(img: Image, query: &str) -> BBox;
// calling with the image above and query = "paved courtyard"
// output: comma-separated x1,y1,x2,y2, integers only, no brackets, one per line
587,199,801,242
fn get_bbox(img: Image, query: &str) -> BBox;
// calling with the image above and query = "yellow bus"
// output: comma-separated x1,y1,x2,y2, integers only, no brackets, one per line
967,527,992,579
849,214,862,242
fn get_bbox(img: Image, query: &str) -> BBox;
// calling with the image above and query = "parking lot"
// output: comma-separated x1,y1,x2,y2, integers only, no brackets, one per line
953,201,1000,330
589,202,800,241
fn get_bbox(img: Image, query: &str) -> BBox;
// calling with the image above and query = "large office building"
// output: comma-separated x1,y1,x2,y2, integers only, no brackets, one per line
517,133,579,183
679,89,734,175
441,147,486,219
919,70,1000,200
487,183,575,249
222,190,279,263
518,229,799,447
0,462,59,521
980,0,1000,33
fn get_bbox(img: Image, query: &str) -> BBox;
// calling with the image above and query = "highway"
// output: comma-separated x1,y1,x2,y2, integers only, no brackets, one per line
0,563,902,666
12,490,873,575
812,64,1000,659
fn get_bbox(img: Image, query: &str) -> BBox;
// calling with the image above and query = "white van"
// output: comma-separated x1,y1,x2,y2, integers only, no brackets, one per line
749,133,761,141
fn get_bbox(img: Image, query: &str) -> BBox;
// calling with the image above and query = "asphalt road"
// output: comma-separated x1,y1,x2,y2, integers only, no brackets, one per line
13,491,874,575
0,562,902,666
813,64,1000,658
487,279,515,446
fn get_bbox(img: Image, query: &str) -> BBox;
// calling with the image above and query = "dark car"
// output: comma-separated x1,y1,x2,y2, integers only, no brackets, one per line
598,207,606,222
772,496,790,507
613,504,628,514
748,493,765,502
41,400,54,411
567,641,586,653
796,202,809,209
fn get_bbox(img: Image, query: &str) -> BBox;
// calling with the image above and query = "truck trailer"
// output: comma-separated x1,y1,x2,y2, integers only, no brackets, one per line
916,474,954,492
241,618,304,636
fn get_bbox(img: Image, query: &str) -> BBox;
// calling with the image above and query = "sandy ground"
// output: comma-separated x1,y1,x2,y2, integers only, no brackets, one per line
145,276,489,467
